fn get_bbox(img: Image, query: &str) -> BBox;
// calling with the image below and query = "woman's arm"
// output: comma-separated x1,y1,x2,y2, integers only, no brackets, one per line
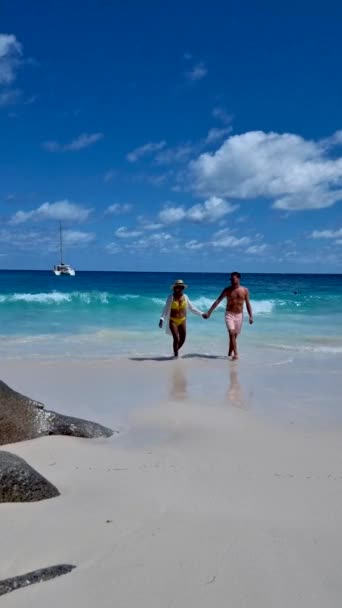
186,295,204,316
159,295,172,327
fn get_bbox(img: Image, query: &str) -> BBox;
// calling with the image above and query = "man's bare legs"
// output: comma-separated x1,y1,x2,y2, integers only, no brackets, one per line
228,333,233,357
228,331,239,360
169,322,180,357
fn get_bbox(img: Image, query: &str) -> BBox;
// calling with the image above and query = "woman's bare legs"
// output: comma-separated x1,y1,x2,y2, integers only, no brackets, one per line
169,321,180,357
178,322,186,351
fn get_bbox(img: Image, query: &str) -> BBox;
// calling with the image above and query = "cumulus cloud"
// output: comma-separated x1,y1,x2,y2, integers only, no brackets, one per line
186,62,208,82
130,232,173,252
127,141,166,162
310,228,342,239
137,217,164,230
212,107,233,125
189,130,342,211
0,88,21,107
245,244,267,254
10,200,92,224
106,242,122,254
115,226,143,238
106,203,132,215
104,169,117,183
212,234,251,249
63,230,95,247
42,132,104,152
0,226,94,251
0,34,22,85
205,127,232,144
155,143,194,165
0,228,52,250
159,196,237,224
185,239,204,250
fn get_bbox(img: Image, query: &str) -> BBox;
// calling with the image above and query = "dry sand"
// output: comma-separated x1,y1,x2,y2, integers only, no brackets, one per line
1,355,342,607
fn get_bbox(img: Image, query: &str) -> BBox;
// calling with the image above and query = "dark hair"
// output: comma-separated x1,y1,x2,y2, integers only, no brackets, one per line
231,271,241,279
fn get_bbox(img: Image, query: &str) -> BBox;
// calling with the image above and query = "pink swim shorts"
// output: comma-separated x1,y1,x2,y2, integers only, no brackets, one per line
225,312,243,335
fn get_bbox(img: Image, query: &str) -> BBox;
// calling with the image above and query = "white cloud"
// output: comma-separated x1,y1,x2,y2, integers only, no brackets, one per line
159,196,237,224
106,242,122,254
115,226,143,238
245,244,267,254
159,206,186,224
130,232,173,252
155,143,194,165
189,130,342,210
186,62,208,82
127,141,166,162
104,169,117,183
106,203,132,215
43,132,104,152
310,228,342,239
10,200,92,224
137,218,164,230
212,107,233,125
212,234,251,249
63,230,95,247
311,228,342,239
0,34,22,85
0,226,94,251
205,127,233,144
0,228,52,250
185,239,204,250
0,88,20,107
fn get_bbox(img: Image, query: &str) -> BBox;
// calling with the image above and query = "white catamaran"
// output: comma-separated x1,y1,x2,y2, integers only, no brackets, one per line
53,222,76,276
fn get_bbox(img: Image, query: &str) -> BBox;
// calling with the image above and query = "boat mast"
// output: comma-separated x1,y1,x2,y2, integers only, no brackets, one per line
59,221,63,264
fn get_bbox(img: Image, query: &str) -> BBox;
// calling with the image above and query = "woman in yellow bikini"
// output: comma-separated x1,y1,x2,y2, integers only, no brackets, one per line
159,279,205,357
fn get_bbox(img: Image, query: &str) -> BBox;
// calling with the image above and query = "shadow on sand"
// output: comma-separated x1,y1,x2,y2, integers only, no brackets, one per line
130,353,226,362
182,353,226,360
129,356,176,362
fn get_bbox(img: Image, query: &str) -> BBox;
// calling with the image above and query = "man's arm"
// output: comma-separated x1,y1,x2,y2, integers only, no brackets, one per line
205,289,227,318
245,289,253,324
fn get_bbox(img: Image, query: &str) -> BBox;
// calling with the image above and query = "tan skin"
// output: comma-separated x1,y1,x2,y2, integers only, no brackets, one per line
204,274,253,360
159,286,187,357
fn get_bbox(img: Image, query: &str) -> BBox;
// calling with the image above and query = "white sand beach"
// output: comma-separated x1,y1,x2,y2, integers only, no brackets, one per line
1,354,342,607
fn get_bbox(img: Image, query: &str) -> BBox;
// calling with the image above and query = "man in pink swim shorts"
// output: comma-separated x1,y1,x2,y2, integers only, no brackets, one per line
204,272,253,360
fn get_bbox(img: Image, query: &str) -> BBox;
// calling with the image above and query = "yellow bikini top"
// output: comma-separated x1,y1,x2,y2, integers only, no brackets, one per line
171,296,187,311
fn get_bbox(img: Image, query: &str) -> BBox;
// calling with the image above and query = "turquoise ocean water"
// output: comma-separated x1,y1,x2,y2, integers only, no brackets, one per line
0,271,341,359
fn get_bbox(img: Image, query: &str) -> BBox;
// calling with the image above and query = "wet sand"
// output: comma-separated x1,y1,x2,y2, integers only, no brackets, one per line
1,354,342,607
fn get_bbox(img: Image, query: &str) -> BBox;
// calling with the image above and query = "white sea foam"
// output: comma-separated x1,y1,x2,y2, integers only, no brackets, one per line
118,294,140,300
0,291,111,305
268,343,342,354
0,291,277,315
190,297,275,314
8,291,72,303
152,297,165,305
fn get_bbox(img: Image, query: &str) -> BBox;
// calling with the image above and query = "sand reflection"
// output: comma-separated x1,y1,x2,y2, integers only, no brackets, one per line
169,362,187,400
226,365,249,410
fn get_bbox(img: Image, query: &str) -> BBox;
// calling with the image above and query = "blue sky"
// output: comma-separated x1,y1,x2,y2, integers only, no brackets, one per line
1,0,342,272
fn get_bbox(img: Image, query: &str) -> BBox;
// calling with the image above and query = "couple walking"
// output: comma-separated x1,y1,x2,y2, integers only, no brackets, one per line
159,272,253,360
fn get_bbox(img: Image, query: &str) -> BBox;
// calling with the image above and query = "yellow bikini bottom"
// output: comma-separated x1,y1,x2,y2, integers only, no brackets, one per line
170,317,186,326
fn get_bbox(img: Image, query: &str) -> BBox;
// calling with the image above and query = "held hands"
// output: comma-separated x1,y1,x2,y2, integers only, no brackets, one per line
202,312,210,319
159,319,163,329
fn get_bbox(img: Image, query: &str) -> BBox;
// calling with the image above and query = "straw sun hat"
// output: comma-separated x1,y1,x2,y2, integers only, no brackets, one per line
170,279,188,290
